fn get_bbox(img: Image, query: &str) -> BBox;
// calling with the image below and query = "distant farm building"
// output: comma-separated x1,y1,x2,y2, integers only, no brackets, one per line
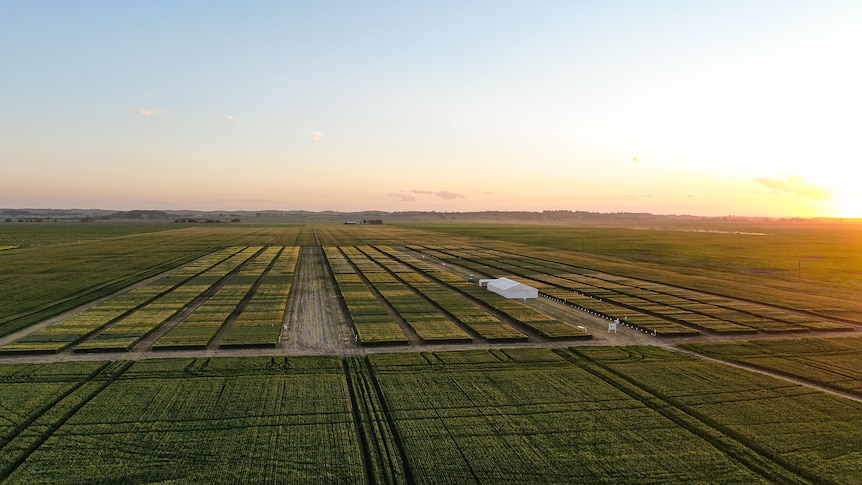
479,278,538,301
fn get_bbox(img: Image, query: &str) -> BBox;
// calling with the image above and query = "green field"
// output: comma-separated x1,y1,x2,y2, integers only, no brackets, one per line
4,221,860,338
681,336,862,397
2,348,862,483
1,220,861,482
401,220,862,320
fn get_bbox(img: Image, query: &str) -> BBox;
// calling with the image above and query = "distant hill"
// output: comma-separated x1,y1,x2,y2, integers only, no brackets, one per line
1,207,813,224
108,210,171,220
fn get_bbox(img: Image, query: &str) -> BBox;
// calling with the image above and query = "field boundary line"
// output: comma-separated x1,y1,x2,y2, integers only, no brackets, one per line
208,245,283,349
361,246,483,344
396,246,550,343
338,246,421,346
0,249,239,350
672,345,862,404
131,246,260,351
560,348,823,485
481,244,862,327
0,361,133,482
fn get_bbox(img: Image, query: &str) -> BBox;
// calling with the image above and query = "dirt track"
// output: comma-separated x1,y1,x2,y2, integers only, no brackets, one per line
281,246,353,353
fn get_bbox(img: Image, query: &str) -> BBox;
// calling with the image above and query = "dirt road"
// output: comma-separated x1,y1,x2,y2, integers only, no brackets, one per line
281,246,353,353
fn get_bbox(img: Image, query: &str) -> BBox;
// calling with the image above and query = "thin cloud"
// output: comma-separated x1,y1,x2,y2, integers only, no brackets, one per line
389,192,417,202
411,190,465,200
622,194,655,199
128,108,163,117
753,175,831,201
435,190,465,200
226,114,234,121
312,130,324,141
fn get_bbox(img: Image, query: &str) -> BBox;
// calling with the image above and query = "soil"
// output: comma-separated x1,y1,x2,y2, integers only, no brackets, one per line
281,246,354,353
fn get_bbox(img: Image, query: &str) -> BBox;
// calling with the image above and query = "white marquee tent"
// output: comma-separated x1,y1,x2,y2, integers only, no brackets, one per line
479,278,538,301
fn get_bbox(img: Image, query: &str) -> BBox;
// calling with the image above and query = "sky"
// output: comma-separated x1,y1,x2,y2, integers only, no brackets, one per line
2,1,861,217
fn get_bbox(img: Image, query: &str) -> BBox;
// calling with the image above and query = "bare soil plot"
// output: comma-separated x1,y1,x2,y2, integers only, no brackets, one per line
281,246,353,352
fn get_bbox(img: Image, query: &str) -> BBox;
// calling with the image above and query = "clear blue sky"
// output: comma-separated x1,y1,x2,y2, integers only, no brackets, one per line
2,1,860,216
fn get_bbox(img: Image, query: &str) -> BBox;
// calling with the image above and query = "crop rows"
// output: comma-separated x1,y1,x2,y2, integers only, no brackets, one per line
0,247,247,353
324,247,408,345
340,247,471,343
501,247,853,333
0,356,365,483
0,225,310,340
3,246,271,354
381,246,590,340
681,337,862,397
368,347,862,484
417,246,701,336
71,247,248,352
419,245,851,336
0,228,243,339
219,246,299,348
566,345,862,484
152,247,271,350
399,248,587,339
357,246,527,342
0,286,169,354
2,348,862,483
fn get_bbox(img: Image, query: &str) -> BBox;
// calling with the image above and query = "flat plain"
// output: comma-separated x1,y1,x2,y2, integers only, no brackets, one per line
0,219,860,483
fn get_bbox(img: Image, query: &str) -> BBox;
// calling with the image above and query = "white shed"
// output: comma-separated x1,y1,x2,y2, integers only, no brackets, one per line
481,278,538,301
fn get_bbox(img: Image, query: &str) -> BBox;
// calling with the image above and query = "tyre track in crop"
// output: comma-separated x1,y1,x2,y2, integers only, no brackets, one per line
0,361,133,482
672,345,862,405
556,348,822,485
342,356,412,485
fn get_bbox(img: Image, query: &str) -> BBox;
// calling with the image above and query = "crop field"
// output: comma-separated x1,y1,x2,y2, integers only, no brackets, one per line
681,336,862,397
0,245,306,354
1,239,592,354
0,220,860,482
219,246,299,348
0,226,305,340
402,219,862,292
0,222,858,355
0,348,861,482
411,244,854,336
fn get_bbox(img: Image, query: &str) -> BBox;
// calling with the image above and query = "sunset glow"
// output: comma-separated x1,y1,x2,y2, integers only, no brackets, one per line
2,2,860,217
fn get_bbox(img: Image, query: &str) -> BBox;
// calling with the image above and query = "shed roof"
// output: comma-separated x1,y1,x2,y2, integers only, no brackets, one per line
488,277,522,290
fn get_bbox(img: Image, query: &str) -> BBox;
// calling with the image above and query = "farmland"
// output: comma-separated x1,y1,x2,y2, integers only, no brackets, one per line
1,348,861,483
681,336,862,398
0,219,861,482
